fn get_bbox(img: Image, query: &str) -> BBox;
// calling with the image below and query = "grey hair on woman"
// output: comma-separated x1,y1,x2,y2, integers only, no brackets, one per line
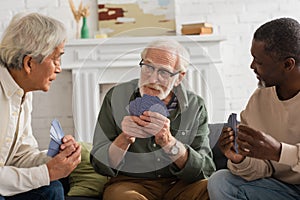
141,39,190,72
0,12,67,70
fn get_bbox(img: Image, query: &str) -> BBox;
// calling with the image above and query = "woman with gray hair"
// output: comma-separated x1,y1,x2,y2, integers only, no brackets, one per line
0,13,81,200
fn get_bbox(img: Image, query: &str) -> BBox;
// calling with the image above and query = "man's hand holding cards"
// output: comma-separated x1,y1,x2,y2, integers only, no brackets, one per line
47,119,65,157
124,94,170,140
45,119,81,181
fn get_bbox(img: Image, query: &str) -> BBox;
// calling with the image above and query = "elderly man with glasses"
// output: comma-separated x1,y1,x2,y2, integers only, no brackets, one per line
0,13,81,200
91,39,215,200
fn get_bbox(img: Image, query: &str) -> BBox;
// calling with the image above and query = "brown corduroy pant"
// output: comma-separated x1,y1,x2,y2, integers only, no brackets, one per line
103,175,209,200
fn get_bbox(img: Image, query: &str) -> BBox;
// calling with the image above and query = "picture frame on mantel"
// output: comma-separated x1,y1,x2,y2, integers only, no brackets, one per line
97,0,176,37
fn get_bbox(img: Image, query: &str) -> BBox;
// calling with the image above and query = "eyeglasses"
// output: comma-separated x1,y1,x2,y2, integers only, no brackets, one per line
139,59,181,81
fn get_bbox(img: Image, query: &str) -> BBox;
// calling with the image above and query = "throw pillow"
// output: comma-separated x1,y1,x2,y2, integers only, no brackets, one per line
68,142,109,197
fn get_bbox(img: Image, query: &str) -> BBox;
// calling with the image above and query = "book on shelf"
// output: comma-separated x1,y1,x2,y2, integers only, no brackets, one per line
181,22,213,35
181,26,213,35
182,22,212,29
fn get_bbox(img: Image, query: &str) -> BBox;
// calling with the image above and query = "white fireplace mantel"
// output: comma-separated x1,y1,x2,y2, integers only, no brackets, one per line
62,35,225,142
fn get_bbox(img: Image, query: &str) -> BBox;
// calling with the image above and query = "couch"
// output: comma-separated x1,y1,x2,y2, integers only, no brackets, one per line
61,123,227,200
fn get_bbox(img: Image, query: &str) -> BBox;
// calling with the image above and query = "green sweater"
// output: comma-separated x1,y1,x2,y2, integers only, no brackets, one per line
90,79,215,183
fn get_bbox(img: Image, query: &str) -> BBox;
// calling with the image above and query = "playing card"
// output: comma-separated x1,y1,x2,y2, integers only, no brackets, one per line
51,119,65,140
148,103,169,117
140,95,155,113
47,119,65,157
129,97,142,116
134,97,142,116
129,94,169,117
50,126,61,145
141,94,169,117
227,113,238,153
47,138,60,157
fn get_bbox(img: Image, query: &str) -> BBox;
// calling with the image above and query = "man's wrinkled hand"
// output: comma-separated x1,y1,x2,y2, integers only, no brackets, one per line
47,141,81,181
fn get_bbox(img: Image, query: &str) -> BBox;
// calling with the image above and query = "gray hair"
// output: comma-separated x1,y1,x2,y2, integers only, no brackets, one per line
141,39,190,72
0,12,67,69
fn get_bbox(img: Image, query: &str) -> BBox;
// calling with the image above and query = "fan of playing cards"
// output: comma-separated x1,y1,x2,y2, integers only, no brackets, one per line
129,94,170,117
47,119,65,157
227,113,239,153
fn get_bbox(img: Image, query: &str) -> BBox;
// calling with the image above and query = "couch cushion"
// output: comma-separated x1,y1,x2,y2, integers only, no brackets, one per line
208,123,228,170
67,142,109,198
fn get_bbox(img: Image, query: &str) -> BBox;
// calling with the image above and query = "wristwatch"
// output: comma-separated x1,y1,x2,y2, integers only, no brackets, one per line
168,140,180,156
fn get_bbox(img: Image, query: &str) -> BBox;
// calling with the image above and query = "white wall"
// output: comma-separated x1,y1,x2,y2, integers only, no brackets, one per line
176,0,300,116
1,0,299,148
31,70,74,149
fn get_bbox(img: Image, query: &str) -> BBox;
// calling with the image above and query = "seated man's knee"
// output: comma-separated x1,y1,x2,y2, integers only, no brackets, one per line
208,169,247,200
209,169,231,184
4,181,64,200
208,169,232,192
103,183,147,200
38,181,64,200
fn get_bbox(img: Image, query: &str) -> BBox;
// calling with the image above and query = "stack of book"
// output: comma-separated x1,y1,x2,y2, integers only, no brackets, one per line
181,22,213,35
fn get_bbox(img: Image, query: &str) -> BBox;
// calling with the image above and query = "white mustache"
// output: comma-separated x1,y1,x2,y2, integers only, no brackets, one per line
144,84,163,91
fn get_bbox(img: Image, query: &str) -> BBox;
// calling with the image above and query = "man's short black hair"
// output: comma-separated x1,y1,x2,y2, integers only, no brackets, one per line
254,17,300,66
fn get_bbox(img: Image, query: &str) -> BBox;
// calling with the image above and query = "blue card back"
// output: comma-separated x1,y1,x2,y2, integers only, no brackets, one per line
227,113,238,153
